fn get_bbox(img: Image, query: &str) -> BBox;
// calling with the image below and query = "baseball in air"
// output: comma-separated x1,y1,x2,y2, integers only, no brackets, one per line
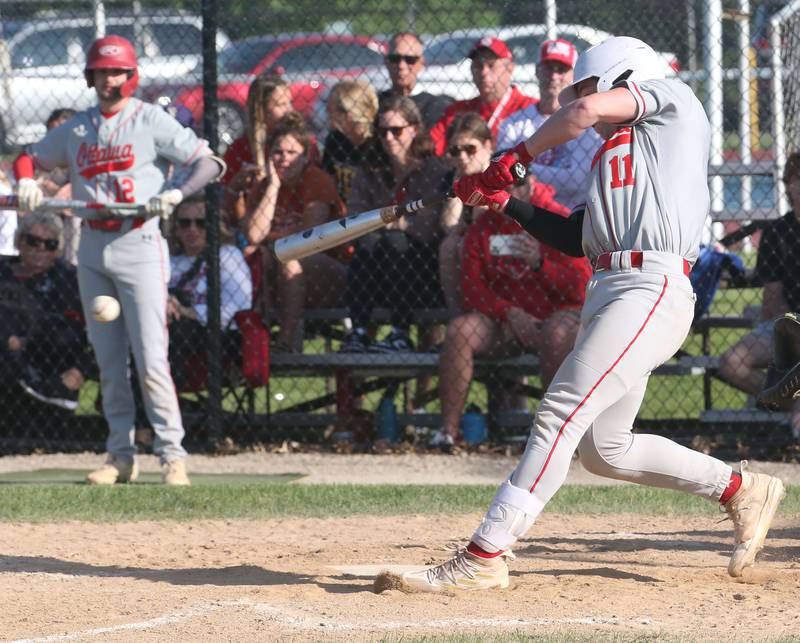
91,295,121,322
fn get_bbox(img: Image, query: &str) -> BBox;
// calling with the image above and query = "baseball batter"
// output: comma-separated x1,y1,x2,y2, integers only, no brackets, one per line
392,37,786,592
13,35,224,485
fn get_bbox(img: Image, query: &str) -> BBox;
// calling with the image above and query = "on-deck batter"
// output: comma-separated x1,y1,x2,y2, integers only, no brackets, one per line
13,35,225,485
394,37,786,592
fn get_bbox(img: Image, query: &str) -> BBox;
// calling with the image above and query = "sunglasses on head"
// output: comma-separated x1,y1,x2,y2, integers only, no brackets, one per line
23,233,59,251
378,123,412,138
176,218,206,230
386,54,420,65
447,143,479,157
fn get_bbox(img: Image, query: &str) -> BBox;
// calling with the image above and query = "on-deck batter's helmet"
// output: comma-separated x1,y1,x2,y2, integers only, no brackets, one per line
84,35,139,97
566,36,664,97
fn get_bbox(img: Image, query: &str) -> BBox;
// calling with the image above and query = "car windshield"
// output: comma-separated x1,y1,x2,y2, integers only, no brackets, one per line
218,38,282,74
425,37,475,66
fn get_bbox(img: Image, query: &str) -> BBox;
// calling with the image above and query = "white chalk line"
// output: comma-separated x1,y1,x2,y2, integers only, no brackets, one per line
8,599,250,643
10,596,654,641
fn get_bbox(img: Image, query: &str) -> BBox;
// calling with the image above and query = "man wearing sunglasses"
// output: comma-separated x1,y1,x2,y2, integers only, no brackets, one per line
496,39,602,211
379,32,453,130
429,36,536,156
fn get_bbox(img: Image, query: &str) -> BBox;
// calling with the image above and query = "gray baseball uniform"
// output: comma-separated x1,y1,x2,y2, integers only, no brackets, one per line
25,98,214,464
471,78,733,554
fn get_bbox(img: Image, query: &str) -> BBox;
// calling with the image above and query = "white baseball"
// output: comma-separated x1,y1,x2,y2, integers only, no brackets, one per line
91,295,120,322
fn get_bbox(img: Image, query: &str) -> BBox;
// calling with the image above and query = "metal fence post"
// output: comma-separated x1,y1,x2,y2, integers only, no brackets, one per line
202,0,223,447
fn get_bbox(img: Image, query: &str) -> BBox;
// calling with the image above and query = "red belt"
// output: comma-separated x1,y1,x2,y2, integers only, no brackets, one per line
594,251,690,276
86,217,145,232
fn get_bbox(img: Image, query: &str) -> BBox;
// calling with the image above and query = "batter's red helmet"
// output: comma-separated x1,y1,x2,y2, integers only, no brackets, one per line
84,35,139,97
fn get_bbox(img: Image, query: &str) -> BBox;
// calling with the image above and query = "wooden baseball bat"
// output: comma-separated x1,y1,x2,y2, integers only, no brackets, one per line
0,195,149,215
275,161,528,264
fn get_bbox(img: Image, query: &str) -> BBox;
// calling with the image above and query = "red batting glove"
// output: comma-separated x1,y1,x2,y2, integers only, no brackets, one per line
453,174,510,213
482,142,534,190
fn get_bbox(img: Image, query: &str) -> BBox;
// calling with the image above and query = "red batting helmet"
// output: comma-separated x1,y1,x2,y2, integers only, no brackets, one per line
84,35,139,97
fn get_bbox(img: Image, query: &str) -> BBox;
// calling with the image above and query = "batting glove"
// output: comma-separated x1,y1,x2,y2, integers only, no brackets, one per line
483,142,534,190
453,174,510,213
17,178,44,212
147,189,183,219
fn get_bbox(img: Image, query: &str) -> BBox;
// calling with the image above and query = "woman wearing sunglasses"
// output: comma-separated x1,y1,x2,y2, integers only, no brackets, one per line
438,112,495,312
167,195,252,390
339,95,451,353
0,212,90,419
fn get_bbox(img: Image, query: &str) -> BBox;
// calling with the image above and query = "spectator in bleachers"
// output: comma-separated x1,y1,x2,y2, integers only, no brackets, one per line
496,39,601,210
322,80,380,202
429,188,592,448
167,194,252,389
340,95,450,353
379,32,453,130
429,37,536,156
438,112,494,312
222,73,320,231
241,113,346,351
0,212,89,411
719,152,800,435
38,109,79,264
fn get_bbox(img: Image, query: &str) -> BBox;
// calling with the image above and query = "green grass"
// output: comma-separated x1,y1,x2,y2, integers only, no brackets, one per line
0,483,797,523
0,469,302,485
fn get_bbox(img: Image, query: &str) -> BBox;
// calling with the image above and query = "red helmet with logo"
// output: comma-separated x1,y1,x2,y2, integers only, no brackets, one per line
84,35,139,97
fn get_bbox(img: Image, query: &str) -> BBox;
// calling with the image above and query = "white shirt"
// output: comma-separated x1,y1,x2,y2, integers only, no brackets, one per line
497,103,602,211
169,245,252,328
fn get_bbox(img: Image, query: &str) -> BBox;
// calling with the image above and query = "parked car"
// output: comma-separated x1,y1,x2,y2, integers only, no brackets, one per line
144,34,389,151
0,11,230,149
416,24,680,101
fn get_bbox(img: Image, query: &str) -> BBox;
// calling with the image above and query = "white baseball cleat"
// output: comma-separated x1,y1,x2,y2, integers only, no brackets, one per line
400,546,515,593
723,461,785,577
86,455,139,485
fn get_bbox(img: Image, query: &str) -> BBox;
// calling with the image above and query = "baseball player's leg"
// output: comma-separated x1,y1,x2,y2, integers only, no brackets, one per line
471,273,696,554
577,376,731,497
111,233,186,463
78,264,138,461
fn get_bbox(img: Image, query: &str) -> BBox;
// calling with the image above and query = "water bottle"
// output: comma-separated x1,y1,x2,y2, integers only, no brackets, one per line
376,394,398,442
462,404,487,445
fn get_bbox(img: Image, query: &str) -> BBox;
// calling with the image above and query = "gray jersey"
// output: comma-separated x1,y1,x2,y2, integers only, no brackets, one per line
581,79,710,265
26,98,211,214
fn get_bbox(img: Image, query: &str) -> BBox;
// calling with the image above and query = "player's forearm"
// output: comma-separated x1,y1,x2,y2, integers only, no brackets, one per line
174,156,223,198
521,101,597,160
504,198,585,257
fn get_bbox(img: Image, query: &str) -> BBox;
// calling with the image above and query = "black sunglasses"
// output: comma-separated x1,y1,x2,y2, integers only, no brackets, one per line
447,144,479,157
23,233,59,251
386,54,420,65
378,124,412,138
176,218,206,230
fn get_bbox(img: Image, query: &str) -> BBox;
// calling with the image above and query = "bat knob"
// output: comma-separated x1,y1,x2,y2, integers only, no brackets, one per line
510,161,528,186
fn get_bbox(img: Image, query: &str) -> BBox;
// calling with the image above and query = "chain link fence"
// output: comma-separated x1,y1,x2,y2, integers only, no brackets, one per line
0,0,797,455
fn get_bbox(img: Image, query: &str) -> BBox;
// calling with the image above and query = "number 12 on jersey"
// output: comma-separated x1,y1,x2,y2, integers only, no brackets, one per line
113,177,136,202
609,154,635,189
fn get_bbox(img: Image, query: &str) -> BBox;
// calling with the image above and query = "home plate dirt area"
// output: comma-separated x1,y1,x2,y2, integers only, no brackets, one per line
2,512,799,642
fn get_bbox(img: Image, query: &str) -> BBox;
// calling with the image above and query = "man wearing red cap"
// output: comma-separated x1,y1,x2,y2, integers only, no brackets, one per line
496,39,601,210
429,37,536,156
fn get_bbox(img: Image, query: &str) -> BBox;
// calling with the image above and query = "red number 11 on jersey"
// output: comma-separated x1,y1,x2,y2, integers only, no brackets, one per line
608,154,635,189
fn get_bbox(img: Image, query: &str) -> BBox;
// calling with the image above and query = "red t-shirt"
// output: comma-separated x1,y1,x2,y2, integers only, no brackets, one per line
221,134,321,185
429,86,537,156
461,184,591,322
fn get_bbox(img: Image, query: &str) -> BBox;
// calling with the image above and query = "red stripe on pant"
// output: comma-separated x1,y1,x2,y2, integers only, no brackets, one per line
528,275,671,493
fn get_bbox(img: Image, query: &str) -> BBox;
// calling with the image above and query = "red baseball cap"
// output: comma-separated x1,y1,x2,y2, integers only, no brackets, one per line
468,36,513,61
538,38,578,68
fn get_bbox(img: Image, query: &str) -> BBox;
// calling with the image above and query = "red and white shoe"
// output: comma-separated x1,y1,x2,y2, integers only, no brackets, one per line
401,545,514,592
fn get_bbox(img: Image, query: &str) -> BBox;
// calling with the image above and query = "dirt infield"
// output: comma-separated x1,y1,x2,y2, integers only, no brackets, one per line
2,453,800,641
2,513,799,642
